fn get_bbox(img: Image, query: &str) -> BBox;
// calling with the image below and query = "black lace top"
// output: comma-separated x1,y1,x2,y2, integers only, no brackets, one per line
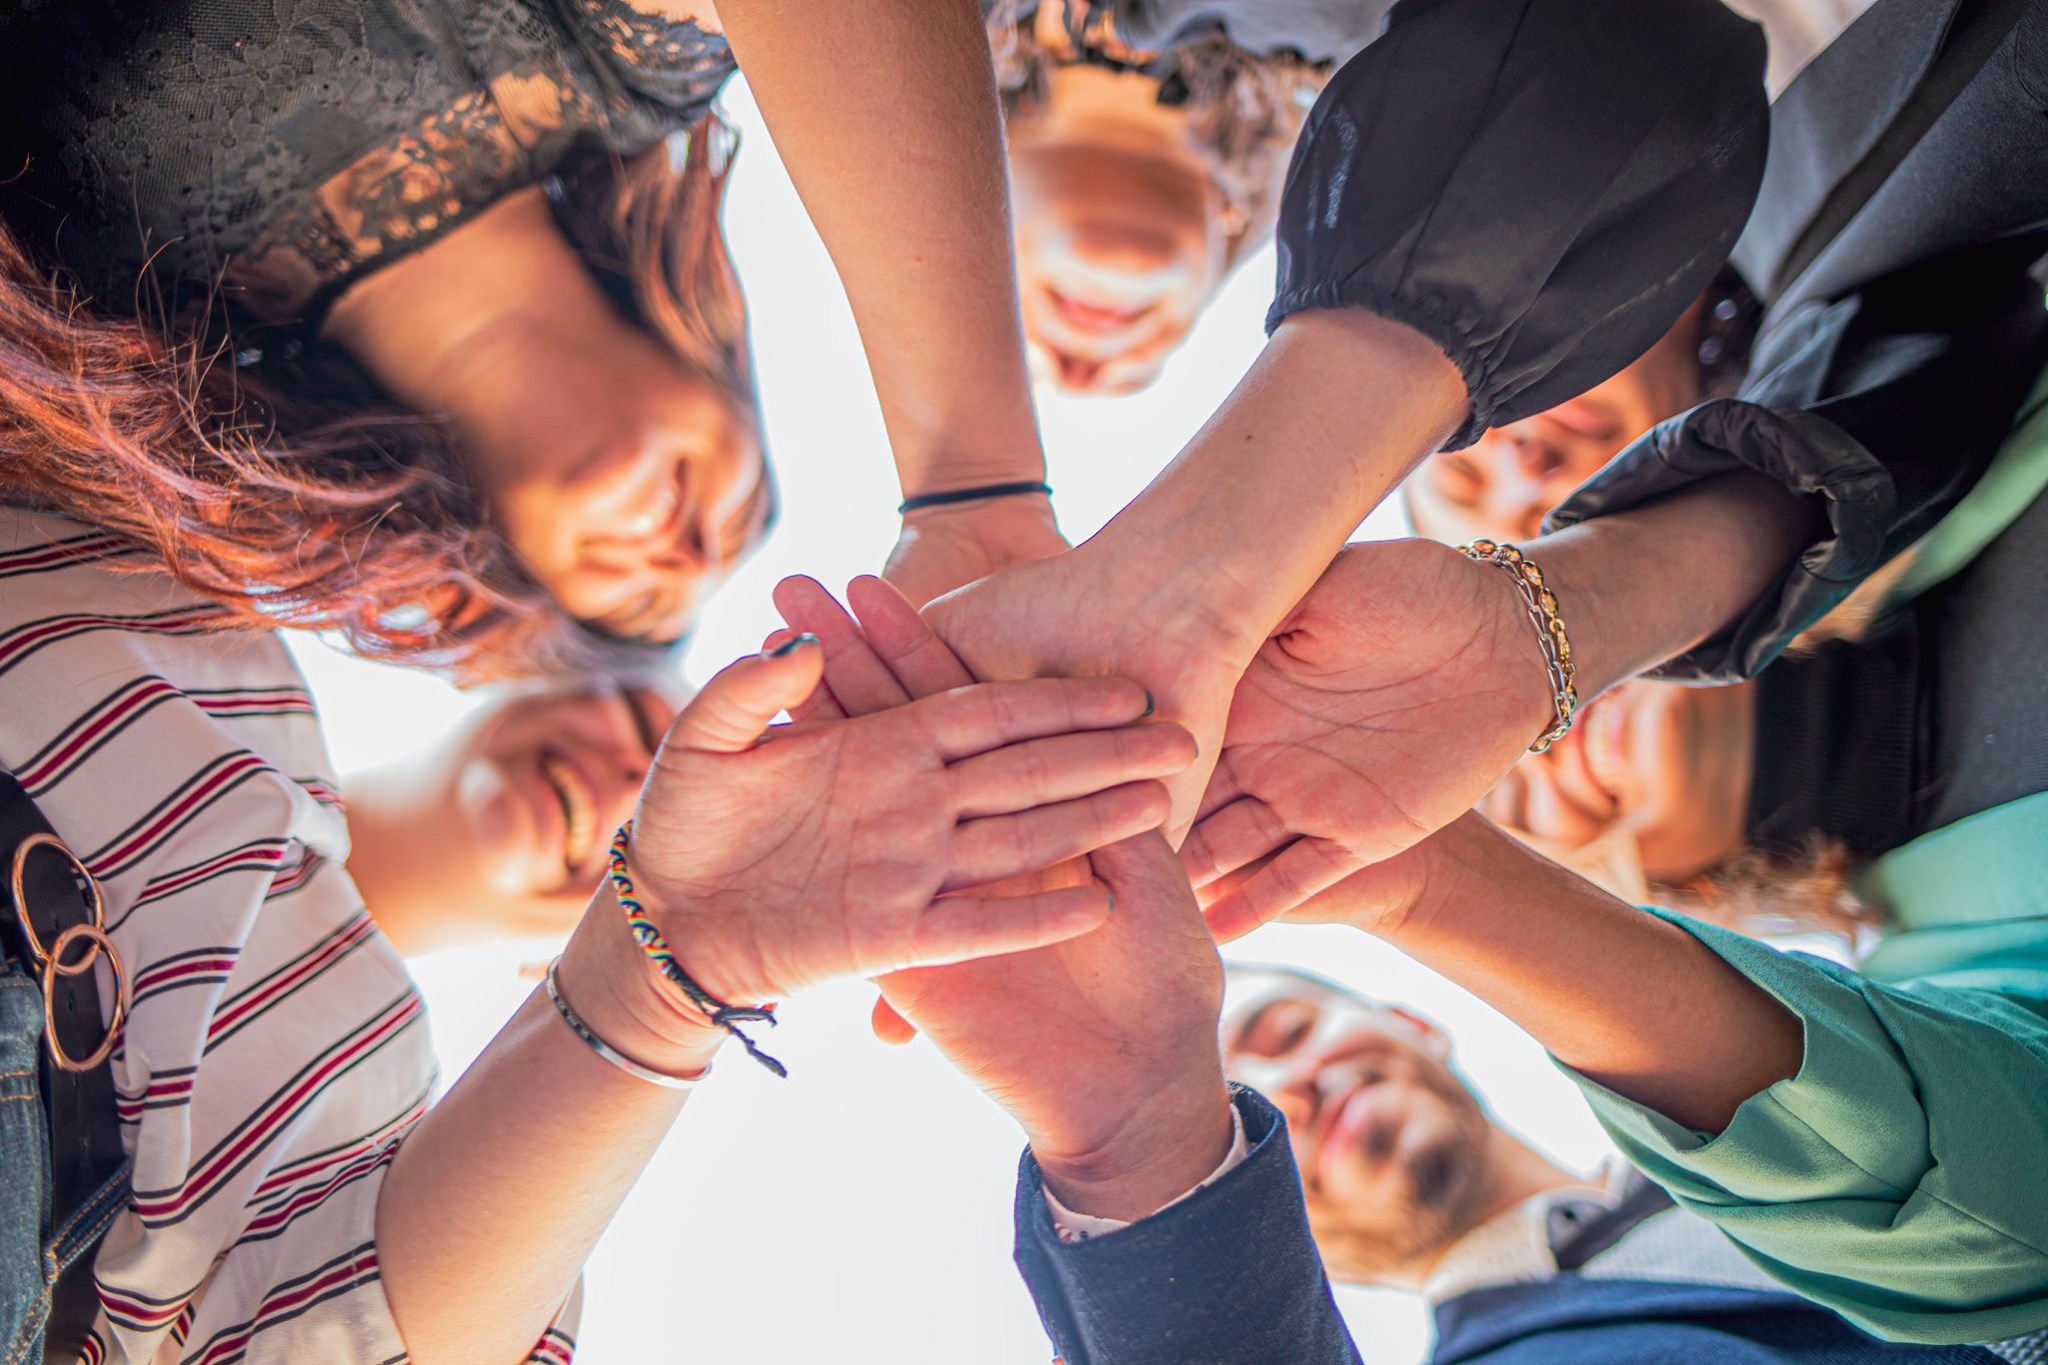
0,0,734,327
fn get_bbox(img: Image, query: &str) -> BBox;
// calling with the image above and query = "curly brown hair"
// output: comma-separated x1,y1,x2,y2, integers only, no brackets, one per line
0,113,759,682
987,1,1326,268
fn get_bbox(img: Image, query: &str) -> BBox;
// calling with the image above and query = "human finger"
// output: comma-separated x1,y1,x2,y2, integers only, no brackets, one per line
1180,797,1295,889
1200,837,1362,943
871,993,919,1045
897,884,1115,968
913,677,1156,761
949,722,1196,819
773,575,910,718
763,629,847,724
668,636,823,753
847,574,975,698
944,781,1170,890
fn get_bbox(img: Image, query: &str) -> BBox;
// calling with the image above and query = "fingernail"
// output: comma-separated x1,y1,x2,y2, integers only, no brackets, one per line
1141,689,1155,719
764,633,819,659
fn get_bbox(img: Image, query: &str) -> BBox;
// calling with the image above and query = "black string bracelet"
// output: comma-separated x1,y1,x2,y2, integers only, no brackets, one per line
898,480,1052,514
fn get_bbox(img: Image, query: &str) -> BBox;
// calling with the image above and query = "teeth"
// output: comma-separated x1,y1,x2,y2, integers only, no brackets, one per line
539,755,598,872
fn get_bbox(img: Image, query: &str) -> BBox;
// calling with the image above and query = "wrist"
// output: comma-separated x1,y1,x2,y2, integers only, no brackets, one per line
1377,814,1545,952
897,449,1047,502
557,892,725,1078
1029,1066,1236,1224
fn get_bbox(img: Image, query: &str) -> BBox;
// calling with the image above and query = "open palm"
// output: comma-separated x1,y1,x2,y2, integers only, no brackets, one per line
1184,537,1553,937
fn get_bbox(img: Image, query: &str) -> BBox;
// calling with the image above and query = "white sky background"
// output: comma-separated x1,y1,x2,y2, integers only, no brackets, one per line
288,78,1620,1365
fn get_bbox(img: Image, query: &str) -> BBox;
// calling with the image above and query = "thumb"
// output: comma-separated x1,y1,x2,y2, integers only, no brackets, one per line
668,635,824,754
1087,830,1196,922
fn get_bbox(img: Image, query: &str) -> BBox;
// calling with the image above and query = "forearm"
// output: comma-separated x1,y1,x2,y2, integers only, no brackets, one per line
1383,816,1800,1132
717,0,1043,495
1531,469,1826,698
1082,310,1466,648
377,898,720,1365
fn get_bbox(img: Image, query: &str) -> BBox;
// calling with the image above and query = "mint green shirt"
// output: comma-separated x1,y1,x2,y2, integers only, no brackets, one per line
1568,887,2048,1345
1563,368,2048,1345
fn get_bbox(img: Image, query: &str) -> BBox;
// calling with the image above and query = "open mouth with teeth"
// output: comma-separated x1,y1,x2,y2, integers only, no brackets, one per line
538,753,600,877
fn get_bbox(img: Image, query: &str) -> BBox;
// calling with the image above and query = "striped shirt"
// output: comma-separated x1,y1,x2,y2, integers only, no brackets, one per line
0,509,576,1364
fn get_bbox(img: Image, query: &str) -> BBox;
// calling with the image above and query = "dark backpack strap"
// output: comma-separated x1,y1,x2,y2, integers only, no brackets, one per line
0,769,128,1360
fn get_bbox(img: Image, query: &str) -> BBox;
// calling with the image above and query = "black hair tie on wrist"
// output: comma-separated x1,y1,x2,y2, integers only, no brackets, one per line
898,481,1051,515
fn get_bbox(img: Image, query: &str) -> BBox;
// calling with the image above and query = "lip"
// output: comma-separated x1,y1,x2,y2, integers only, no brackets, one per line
536,750,604,875
1045,286,1156,337
1315,1082,1390,1193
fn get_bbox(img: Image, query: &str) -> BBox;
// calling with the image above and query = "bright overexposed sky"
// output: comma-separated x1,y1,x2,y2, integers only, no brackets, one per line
288,78,1620,1365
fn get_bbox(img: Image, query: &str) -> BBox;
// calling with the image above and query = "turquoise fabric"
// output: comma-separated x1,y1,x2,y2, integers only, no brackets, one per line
1567,906,2048,1346
1561,361,2048,1345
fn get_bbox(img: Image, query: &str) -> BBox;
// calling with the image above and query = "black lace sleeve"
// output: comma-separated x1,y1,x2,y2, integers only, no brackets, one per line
0,0,735,329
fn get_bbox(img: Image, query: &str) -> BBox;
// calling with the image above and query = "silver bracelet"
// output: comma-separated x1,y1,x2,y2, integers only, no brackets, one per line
544,957,715,1091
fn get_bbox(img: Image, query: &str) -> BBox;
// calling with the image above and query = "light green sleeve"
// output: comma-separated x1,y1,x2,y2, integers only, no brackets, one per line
1560,906,2048,1345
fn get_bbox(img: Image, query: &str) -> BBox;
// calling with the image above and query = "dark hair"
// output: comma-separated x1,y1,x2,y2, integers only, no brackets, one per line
988,3,1326,265
2,112,761,682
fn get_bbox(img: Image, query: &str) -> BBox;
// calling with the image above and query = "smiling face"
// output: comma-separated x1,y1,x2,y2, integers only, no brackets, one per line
451,314,770,644
1480,678,1756,885
1405,298,1709,546
344,684,678,953
1008,64,1231,396
1223,968,1497,1282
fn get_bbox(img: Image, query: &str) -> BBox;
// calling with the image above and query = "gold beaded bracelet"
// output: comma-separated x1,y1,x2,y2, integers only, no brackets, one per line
1459,539,1578,753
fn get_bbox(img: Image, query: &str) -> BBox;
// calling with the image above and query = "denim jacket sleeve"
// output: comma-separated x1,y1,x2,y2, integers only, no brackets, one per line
1013,1086,1362,1365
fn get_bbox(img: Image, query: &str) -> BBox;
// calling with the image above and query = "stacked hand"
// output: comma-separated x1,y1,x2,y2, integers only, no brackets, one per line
777,575,1237,1220
620,632,1196,1007
914,539,1268,837
1183,538,1557,941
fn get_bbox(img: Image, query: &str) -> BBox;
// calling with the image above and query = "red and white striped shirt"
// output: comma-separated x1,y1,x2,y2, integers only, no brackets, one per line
0,509,575,1363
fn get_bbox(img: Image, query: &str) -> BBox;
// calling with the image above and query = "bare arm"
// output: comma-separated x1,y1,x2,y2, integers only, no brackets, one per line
716,0,1045,498
1383,814,1802,1133
376,897,721,1365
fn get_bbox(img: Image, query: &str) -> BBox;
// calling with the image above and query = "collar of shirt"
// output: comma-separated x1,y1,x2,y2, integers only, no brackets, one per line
1419,1167,1623,1305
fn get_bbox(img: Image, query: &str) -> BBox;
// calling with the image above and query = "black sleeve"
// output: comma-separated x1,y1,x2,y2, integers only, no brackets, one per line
1267,0,1769,451
1545,234,2048,681
1012,1086,1362,1365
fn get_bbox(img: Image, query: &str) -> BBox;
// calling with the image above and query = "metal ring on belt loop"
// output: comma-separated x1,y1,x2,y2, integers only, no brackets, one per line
42,922,127,1072
10,830,108,969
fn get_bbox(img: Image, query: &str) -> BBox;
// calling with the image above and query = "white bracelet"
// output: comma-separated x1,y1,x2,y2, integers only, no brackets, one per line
544,957,714,1091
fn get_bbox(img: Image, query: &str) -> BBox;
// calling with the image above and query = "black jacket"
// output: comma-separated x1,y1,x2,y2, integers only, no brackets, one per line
1548,0,2048,681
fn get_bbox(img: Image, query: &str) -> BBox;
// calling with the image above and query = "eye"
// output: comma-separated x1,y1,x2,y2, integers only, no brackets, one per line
1237,999,1316,1058
1433,453,1483,506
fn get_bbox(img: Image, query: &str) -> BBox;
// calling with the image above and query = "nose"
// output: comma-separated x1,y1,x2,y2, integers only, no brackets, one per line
1474,427,1562,542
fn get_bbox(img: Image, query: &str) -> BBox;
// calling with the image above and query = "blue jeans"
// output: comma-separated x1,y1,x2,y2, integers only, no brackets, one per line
1,964,127,1364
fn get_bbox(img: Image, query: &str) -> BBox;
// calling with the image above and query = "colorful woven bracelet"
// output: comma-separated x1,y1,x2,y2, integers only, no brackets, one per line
607,820,786,1078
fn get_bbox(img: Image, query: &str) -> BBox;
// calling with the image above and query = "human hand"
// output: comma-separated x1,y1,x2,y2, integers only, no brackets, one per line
773,574,1234,1215
1182,537,1556,937
916,537,1269,838
883,491,1070,607
884,831,1235,1221
622,635,1196,1006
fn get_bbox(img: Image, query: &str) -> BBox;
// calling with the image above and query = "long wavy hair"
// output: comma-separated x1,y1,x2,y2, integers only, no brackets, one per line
0,113,757,682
